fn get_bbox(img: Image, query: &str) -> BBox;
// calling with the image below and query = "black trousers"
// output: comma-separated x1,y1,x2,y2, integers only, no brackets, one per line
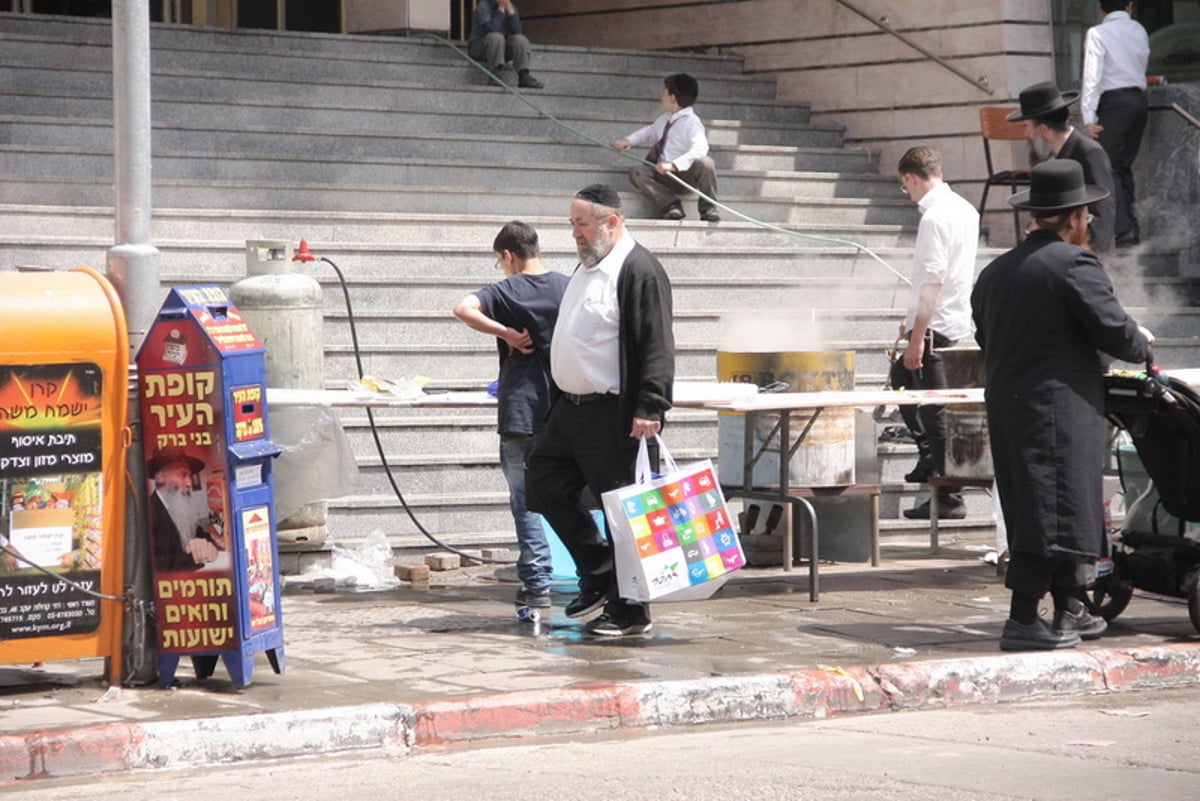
1097,87,1149,239
1005,551,1090,600
889,329,953,472
525,395,650,621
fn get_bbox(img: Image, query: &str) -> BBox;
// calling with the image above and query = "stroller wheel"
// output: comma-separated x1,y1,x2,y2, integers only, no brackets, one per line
1187,572,1200,634
1082,569,1134,622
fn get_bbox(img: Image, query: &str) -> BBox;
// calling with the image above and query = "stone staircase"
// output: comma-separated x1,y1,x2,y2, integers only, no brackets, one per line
2,13,1196,565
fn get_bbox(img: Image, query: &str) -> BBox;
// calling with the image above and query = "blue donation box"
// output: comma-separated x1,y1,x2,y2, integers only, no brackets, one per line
136,286,285,688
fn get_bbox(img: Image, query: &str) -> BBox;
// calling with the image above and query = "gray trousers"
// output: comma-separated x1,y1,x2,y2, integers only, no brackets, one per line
468,32,532,73
630,157,719,215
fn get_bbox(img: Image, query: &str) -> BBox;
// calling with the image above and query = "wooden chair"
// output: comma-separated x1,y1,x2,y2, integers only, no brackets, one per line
978,106,1032,243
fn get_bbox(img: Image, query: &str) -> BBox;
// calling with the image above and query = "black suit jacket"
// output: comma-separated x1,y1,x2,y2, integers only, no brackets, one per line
1057,130,1117,252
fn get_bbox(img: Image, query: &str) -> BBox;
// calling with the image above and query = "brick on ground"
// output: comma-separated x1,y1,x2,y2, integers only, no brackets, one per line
423,552,461,571
394,563,431,582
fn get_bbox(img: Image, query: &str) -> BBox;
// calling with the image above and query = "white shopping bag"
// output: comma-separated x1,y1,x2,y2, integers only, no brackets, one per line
602,435,745,603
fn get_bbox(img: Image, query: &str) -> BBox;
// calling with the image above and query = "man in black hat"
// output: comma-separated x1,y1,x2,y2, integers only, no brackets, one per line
1008,81,1117,252
526,183,675,637
971,159,1153,651
147,446,220,572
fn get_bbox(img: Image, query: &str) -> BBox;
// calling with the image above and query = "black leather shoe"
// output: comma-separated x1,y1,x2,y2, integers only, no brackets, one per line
904,461,935,483
564,589,606,618
1053,607,1107,640
663,204,685,220
1000,618,1080,651
700,209,721,223
902,498,966,520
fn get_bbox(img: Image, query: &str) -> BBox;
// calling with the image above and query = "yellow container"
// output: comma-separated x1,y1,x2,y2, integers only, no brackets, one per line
717,350,856,487
0,268,128,683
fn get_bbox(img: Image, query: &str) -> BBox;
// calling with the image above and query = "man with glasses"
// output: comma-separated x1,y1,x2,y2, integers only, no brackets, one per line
526,184,675,637
972,159,1153,650
893,146,980,520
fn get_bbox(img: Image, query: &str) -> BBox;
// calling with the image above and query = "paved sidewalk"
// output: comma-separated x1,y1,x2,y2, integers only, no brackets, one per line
2,542,1200,786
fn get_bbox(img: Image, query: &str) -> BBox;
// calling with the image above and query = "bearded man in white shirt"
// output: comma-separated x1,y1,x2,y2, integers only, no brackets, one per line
1080,0,1150,247
526,184,675,638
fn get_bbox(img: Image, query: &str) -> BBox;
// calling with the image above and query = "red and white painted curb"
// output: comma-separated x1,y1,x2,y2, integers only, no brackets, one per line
3,643,1199,786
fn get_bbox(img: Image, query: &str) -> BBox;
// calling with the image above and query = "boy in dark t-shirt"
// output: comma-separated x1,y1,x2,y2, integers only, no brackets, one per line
453,221,570,606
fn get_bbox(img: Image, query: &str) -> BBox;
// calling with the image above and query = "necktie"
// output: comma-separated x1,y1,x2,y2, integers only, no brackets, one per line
645,119,674,164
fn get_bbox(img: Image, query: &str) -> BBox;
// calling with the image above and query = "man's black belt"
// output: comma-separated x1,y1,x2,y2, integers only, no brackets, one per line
561,391,617,406
1102,86,1145,95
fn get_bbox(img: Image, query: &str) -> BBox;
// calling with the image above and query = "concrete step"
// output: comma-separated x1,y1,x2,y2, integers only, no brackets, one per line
0,94,836,148
0,37,783,104
317,308,905,348
301,274,913,318
332,406,717,452
0,206,923,252
0,15,759,80
0,120,882,179
0,65,811,126
0,170,913,225
0,138,883,190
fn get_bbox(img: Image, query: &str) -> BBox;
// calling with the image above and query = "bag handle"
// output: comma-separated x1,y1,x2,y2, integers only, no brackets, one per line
634,434,679,485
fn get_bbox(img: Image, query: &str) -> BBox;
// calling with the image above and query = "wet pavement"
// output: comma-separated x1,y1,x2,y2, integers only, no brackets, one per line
3,540,1200,784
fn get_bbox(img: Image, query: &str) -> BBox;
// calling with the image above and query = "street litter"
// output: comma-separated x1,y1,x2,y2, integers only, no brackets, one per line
818,663,865,702
313,530,400,590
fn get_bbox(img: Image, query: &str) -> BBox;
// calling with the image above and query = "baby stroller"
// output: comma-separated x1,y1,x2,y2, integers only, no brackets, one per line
1084,358,1200,632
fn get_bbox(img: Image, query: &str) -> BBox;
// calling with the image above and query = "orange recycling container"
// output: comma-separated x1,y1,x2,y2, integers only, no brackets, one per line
0,268,129,685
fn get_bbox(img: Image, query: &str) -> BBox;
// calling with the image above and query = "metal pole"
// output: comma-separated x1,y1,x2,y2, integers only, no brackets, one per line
108,0,161,354
108,0,160,686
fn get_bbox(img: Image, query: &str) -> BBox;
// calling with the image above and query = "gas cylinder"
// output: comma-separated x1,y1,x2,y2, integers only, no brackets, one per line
230,240,327,546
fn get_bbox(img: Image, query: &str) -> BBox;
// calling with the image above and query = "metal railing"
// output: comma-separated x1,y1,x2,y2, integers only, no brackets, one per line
1151,101,1200,130
831,0,994,96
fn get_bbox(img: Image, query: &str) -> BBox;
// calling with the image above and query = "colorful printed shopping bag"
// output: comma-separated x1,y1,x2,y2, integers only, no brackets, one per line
602,435,745,602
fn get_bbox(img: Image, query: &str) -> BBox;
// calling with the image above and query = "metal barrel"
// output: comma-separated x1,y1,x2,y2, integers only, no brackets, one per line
717,350,856,487
941,346,992,480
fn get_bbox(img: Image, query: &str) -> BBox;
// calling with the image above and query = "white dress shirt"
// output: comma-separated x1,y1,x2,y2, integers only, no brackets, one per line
623,106,709,172
907,182,979,343
1080,10,1150,127
550,231,636,395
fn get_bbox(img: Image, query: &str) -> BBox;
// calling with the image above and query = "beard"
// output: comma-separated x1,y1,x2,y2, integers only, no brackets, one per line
159,483,203,545
1066,221,1090,248
576,226,614,268
1028,136,1054,165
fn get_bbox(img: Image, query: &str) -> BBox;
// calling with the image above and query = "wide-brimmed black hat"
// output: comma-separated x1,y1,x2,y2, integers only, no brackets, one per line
1009,159,1109,214
147,446,205,476
1006,81,1079,121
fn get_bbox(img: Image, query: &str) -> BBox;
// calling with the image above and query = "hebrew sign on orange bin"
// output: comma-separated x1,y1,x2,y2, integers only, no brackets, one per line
0,269,128,686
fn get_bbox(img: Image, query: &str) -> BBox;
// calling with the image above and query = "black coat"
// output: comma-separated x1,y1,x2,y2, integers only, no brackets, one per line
1057,130,1117,253
971,230,1149,560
